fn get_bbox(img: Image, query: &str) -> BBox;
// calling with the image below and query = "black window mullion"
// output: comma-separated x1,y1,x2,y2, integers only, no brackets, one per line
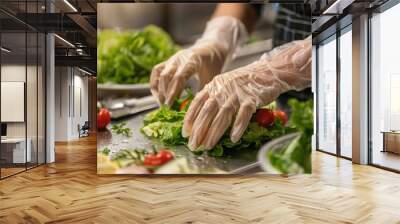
336,28,341,157
36,0,39,168
315,44,319,151
25,0,28,171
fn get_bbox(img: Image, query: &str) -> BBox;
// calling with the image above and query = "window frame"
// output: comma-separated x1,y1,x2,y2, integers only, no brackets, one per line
315,23,353,161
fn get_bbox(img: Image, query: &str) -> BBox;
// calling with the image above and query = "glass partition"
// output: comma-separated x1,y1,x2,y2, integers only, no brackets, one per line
0,1,46,179
317,35,337,154
370,3,400,171
1,30,28,177
27,30,38,169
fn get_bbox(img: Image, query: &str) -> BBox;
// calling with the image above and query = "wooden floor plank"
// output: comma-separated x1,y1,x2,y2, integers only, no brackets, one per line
0,134,399,224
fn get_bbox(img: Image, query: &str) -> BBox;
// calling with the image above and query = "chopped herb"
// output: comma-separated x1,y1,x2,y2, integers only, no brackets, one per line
110,148,148,168
111,122,132,137
102,147,111,156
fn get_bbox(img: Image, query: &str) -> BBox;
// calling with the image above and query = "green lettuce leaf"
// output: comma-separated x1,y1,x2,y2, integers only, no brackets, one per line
98,26,179,84
267,99,313,174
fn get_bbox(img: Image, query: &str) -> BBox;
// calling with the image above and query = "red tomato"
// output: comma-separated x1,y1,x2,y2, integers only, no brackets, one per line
143,154,163,166
97,108,111,130
255,108,275,128
158,150,174,162
179,99,190,111
143,150,174,166
273,110,288,125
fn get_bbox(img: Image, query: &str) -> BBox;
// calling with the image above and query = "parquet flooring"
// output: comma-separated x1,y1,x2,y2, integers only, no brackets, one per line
0,134,400,224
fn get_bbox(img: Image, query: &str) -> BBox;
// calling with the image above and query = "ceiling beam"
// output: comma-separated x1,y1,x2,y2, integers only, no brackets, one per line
55,55,96,74
66,13,96,46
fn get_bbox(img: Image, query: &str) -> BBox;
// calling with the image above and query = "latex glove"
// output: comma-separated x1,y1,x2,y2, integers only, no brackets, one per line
150,16,248,106
182,36,312,151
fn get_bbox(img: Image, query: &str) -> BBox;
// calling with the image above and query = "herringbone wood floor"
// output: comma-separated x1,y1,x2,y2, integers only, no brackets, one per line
1,134,399,224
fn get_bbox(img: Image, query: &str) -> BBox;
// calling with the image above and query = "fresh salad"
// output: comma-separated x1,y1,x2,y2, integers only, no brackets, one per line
141,92,300,156
98,147,176,174
140,92,313,173
98,92,313,174
98,25,179,84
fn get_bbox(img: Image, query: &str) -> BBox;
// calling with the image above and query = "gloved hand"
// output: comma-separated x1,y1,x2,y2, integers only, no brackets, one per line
150,16,248,106
182,36,312,151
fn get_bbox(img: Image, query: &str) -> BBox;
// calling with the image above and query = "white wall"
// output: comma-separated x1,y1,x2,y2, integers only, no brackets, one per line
1,63,46,164
54,67,89,141
1,65,29,138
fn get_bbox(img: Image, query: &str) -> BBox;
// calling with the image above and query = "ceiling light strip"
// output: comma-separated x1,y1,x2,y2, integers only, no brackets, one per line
323,0,355,15
63,0,78,12
1,47,11,53
78,67,92,76
54,34,75,48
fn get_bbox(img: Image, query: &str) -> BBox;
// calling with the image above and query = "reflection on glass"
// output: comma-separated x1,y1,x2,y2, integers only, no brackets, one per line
27,31,38,169
38,33,46,165
371,4,400,171
0,1,46,179
340,28,352,158
318,36,337,154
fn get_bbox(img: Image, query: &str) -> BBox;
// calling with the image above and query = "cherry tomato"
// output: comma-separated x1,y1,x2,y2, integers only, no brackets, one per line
179,99,190,111
143,154,163,166
143,150,174,166
158,150,174,162
273,110,288,125
97,108,111,131
255,108,275,128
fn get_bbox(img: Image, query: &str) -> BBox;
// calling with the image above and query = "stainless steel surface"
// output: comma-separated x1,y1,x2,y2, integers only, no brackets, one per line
97,109,262,174
97,83,151,100
109,103,159,119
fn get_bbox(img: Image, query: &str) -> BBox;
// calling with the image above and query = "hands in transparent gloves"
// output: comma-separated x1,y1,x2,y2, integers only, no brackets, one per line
150,16,248,106
182,36,312,151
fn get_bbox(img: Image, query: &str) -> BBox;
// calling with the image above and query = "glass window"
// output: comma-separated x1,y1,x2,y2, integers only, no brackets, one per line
339,27,352,158
317,35,337,154
0,1,46,179
1,31,28,177
371,3,400,171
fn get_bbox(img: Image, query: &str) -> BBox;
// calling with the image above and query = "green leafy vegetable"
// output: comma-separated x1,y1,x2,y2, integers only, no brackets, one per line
98,26,179,84
101,147,111,156
267,99,313,174
141,95,313,173
141,121,186,145
143,106,185,125
141,97,289,156
111,122,132,137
